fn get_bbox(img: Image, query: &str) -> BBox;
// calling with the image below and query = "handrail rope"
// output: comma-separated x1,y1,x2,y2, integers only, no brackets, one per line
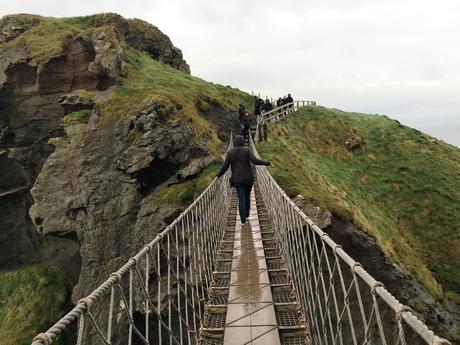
249,133,451,345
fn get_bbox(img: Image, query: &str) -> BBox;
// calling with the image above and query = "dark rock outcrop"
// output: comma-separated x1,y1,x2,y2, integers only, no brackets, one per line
344,131,363,154
84,13,190,74
292,194,332,228
0,36,102,281
0,14,42,43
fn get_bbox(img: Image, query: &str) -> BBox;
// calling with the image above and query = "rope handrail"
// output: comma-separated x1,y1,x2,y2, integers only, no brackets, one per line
31,135,235,345
249,133,451,345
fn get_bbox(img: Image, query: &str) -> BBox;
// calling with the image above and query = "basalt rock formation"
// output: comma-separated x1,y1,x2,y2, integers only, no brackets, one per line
0,13,247,344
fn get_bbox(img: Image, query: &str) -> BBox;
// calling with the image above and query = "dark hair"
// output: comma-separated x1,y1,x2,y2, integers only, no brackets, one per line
233,135,245,147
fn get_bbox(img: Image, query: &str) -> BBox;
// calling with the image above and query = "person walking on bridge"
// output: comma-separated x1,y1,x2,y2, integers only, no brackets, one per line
216,135,270,225
238,104,246,133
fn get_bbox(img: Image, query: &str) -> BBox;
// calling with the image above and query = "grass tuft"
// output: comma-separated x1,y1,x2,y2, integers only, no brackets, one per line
154,164,220,205
63,109,92,126
0,266,70,345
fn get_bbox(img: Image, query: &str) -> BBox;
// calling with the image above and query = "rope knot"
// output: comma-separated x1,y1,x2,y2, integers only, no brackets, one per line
128,257,138,265
333,244,343,254
110,272,122,282
32,333,52,345
371,281,384,294
351,262,362,271
78,297,93,309
396,305,413,318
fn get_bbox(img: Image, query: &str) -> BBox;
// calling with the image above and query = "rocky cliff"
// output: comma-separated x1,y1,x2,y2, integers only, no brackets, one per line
0,13,252,344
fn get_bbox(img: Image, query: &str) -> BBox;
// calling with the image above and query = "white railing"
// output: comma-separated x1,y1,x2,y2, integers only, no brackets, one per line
255,100,316,142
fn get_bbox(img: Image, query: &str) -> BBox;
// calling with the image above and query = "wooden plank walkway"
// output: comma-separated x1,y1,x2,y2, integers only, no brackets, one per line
223,189,281,345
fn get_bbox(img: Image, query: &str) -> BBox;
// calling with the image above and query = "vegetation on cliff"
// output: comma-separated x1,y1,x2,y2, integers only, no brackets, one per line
99,47,253,155
0,266,69,345
1,13,254,344
257,106,460,299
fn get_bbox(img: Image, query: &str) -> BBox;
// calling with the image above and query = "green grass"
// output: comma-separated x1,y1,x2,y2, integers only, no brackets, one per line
63,109,92,126
2,17,81,63
154,164,220,205
98,48,254,155
0,266,70,345
258,106,460,298
1,14,96,63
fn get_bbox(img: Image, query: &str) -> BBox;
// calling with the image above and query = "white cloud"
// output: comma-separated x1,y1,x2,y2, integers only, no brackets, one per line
1,0,459,146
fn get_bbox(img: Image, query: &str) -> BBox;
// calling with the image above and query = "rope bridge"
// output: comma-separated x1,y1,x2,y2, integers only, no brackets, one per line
31,104,451,345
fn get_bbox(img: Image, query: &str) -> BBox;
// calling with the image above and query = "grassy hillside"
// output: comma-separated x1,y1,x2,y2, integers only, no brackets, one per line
258,106,460,299
0,266,69,345
99,47,253,155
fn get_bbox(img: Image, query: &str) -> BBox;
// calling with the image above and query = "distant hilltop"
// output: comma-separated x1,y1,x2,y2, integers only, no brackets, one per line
0,12,190,72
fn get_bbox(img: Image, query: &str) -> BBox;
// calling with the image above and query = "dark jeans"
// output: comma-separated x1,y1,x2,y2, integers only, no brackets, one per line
258,123,267,141
234,182,253,224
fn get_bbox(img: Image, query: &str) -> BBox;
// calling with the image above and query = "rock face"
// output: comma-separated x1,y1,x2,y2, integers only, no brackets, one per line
344,131,363,153
84,13,190,74
0,13,224,344
292,194,332,228
28,101,209,301
0,14,190,290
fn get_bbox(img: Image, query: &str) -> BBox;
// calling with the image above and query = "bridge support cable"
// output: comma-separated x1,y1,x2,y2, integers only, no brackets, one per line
249,134,451,345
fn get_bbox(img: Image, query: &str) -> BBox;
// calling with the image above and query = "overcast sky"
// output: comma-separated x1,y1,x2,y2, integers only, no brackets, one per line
2,0,459,146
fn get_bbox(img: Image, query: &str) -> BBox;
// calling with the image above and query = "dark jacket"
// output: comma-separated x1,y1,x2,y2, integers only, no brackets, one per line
238,105,245,117
241,115,251,129
264,101,273,112
217,137,269,183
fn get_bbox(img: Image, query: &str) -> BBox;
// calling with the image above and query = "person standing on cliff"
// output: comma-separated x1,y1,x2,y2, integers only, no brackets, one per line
216,135,270,225
286,93,294,111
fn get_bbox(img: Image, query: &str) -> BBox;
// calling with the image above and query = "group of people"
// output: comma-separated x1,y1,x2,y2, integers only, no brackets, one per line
276,94,294,108
238,94,294,141
238,98,270,141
